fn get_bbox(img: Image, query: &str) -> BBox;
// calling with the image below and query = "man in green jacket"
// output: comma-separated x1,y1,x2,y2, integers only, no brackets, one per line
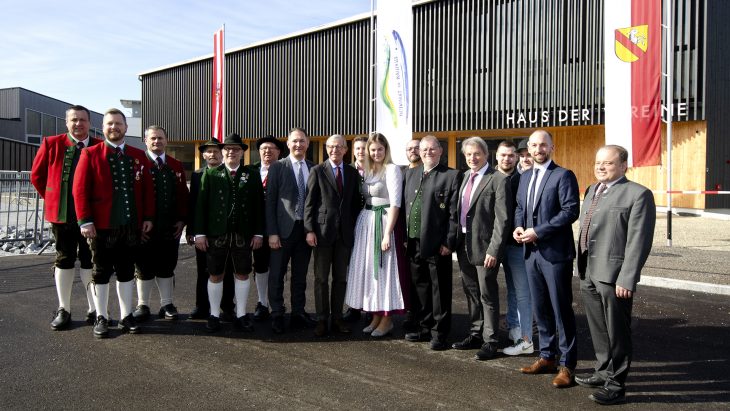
194,133,265,332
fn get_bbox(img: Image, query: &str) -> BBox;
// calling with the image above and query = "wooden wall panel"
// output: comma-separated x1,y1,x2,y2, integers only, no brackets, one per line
627,121,706,209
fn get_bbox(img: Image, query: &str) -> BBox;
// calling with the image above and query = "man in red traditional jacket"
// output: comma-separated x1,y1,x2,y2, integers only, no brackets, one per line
31,105,102,330
132,125,189,322
73,108,155,338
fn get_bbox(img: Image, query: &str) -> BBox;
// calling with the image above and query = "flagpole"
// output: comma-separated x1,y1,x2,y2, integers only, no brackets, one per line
663,1,673,247
222,24,226,139
367,0,375,135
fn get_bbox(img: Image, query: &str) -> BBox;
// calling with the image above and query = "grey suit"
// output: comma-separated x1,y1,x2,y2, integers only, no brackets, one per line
455,166,511,344
265,156,315,317
577,177,655,392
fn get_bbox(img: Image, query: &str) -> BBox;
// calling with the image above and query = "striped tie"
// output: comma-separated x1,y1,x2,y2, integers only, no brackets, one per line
296,162,306,219
579,183,606,251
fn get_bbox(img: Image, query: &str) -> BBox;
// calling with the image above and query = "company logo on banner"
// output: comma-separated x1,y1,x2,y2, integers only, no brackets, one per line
376,1,412,165
604,0,661,167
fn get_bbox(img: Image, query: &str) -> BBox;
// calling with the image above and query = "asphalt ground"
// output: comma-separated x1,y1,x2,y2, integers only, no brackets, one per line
1,225,728,410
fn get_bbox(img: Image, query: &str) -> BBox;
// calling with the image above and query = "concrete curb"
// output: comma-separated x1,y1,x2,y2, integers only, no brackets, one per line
640,275,730,296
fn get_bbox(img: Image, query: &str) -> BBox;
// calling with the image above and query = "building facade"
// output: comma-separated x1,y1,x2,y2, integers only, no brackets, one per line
139,0,730,210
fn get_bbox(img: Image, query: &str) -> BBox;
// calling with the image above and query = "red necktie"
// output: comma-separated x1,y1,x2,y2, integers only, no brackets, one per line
460,172,477,227
335,165,343,196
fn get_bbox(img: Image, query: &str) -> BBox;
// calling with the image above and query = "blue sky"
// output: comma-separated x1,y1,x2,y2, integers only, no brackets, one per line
0,0,371,115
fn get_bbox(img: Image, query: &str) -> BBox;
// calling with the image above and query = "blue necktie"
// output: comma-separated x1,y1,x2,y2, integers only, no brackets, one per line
526,169,540,228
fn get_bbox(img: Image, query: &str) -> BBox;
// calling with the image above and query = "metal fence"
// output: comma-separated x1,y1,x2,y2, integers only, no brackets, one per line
0,171,49,248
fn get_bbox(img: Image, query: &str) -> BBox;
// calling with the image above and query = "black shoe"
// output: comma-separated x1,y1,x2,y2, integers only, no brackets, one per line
271,315,285,334
189,306,209,320
475,343,498,360
589,387,626,405
429,338,449,351
452,334,484,350
85,310,97,325
342,307,361,322
220,310,235,323
50,308,71,331
119,314,141,334
158,304,179,321
132,305,151,322
93,315,109,339
206,316,221,333
576,374,607,388
405,330,430,342
253,302,270,321
289,312,316,329
234,314,254,332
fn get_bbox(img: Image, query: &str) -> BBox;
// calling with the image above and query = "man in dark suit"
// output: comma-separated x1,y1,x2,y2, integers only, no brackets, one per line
249,135,287,321
265,127,316,333
452,137,511,360
187,140,235,320
576,145,655,405
194,133,264,332
403,135,461,351
304,134,362,336
513,130,580,388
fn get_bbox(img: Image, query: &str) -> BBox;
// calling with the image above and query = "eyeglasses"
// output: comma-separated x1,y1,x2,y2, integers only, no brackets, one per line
594,161,617,167
326,145,345,150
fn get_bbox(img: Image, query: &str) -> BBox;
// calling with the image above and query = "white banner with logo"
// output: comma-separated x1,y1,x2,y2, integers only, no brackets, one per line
376,0,413,165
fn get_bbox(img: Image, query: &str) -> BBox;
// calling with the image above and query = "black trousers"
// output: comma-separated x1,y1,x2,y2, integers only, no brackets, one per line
253,241,271,273
268,221,311,317
51,223,92,269
89,226,138,284
135,230,179,280
581,272,633,391
312,233,350,321
407,238,452,341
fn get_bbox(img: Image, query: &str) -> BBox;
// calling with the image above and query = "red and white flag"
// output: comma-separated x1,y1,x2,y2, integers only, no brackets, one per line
604,0,661,166
212,26,225,142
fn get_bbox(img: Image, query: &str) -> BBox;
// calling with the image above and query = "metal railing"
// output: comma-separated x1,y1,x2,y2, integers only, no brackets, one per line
0,171,49,247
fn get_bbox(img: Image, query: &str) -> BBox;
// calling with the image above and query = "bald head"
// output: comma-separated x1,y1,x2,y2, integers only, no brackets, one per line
527,129,554,165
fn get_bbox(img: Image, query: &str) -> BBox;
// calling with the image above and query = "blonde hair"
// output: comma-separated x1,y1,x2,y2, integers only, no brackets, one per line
364,132,393,179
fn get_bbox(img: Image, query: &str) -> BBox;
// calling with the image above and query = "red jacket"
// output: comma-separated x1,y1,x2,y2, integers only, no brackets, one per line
73,142,155,229
31,133,102,224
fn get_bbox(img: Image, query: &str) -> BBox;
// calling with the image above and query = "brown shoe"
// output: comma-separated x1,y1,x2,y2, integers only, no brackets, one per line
332,319,351,334
552,367,575,388
520,357,558,374
314,320,328,337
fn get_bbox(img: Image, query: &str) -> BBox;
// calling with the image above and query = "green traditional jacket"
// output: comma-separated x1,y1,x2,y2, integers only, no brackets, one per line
194,164,264,238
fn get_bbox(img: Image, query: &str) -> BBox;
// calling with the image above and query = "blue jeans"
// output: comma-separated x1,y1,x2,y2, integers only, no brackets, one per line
503,245,532,342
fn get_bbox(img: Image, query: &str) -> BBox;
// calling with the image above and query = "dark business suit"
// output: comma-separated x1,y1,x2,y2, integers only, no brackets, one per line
578,177,655,392
265,156,315,317
514,160,579,368
455,166,511,344
304,160,362,321
404,164,461,342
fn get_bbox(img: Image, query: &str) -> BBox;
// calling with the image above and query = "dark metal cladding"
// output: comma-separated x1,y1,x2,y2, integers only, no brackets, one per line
140,0,706,139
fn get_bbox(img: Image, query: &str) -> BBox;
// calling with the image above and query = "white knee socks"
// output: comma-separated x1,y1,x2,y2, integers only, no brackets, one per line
54,267,74,311
117,280,134,319
255,271,269,307
93,283,109,319
235,277,251,318
208,280,223,318
136,279,154,307
78,268,95,313
156,277,174,307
